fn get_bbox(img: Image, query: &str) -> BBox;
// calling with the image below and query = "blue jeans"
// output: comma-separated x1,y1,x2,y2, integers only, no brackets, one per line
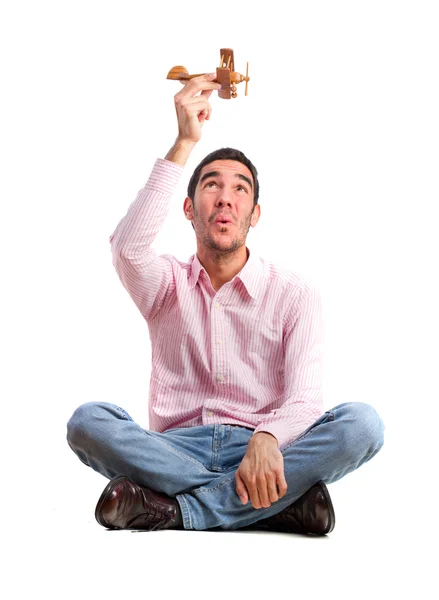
66,401,384,530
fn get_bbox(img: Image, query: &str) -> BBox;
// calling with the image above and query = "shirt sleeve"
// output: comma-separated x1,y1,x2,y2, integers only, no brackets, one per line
253,283,325,449
109,158,184,322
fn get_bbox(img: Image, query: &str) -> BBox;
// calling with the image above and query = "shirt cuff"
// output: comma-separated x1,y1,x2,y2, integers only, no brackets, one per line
253,423,294,450
145,158,184,195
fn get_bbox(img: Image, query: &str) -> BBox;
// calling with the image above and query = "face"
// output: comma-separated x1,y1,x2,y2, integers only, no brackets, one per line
184,160,261,254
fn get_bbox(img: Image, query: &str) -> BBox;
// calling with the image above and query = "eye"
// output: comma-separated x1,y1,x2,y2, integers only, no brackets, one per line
205,181,218,188
236,185,248,193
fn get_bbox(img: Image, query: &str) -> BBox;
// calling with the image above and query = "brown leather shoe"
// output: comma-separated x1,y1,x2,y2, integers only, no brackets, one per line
254,481,335,535
95,476,183,531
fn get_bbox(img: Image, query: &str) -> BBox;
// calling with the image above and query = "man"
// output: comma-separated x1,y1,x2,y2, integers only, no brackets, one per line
67,74,384,534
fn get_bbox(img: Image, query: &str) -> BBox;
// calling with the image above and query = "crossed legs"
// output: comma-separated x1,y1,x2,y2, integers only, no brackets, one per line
67,401,384,530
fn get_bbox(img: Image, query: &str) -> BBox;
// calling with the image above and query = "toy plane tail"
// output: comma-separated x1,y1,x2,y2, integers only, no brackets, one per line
166,66,189,80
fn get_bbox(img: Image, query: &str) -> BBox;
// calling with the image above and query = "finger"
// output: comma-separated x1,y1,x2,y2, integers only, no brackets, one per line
176,97,211,115
177,95,211,108
201,90,213,121
177,75,221,97
247,479,262,509
267,476,280,503
177,99,212,121
174,84,218,104
235,471,249,505
191,72,218,84
192,105,209,124
277,473,288,498
256,475,271,509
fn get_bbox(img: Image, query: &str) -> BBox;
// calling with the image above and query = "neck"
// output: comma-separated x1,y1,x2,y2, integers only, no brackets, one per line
197,245,249,291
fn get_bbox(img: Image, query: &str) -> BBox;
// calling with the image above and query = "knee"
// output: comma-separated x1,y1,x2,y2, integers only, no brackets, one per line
332,402,384,461
66,401,111,450
342,402,385,454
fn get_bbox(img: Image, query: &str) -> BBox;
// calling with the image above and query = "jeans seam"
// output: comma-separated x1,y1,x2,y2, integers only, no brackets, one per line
192,475,236,496
282,411,335,452
176,494,192,530
142,430,208,474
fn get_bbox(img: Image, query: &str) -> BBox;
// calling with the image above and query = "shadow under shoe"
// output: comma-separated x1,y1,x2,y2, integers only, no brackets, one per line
253,481,335,535
95,476,182,531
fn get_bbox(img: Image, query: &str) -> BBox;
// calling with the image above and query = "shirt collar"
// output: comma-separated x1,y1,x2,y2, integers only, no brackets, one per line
188,247,262,300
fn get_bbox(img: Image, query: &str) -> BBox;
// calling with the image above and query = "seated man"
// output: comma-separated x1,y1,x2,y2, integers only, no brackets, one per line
67,73,384,534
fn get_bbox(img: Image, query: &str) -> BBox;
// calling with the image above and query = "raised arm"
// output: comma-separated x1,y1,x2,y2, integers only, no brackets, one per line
165,73,220,165
109,75,221,322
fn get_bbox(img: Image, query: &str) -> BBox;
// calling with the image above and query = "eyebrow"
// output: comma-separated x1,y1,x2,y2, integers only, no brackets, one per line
200,170,253,189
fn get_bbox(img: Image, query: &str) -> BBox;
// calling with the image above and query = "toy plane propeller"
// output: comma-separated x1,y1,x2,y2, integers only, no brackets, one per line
167,48,250,99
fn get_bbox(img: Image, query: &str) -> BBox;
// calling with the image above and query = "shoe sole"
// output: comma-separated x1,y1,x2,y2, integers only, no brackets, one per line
317,480,336,534
95,475,130,528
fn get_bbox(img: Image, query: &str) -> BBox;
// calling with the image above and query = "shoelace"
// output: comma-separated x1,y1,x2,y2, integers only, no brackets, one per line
128,501,173,533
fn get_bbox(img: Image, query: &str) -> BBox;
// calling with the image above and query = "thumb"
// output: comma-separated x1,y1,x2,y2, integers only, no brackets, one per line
201,89,214,99
235,471,249,504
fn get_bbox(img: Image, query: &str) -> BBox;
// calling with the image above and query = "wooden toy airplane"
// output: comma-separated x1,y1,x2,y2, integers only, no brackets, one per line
167,48,250,99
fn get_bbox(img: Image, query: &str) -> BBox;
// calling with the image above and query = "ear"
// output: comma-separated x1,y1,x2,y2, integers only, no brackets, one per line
183,196,193,220
250,204,261,227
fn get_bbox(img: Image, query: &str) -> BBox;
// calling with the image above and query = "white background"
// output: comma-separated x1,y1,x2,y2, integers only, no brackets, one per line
1,1,438,598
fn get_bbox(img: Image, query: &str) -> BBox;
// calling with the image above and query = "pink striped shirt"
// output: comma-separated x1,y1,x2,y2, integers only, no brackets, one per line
109,158,324,449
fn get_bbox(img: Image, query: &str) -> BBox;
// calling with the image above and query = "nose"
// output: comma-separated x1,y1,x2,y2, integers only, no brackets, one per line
215,191,233,208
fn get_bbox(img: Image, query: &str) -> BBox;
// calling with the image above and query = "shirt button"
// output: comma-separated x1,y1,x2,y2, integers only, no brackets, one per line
207,411,213,417
215,303,221,308
217,339,221,345
216,375,224,382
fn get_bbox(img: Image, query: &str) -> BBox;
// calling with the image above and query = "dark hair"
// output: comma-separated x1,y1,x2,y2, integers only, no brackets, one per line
187,147,259,206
